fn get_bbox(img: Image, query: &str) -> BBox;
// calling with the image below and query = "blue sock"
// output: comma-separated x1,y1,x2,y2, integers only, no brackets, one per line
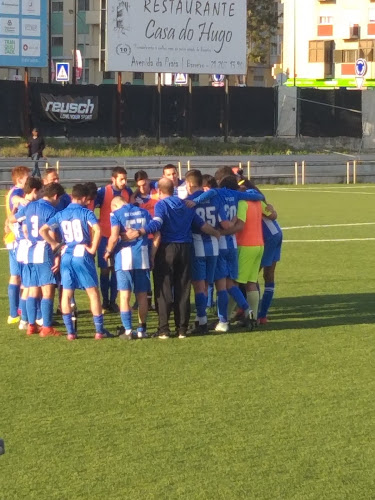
100,274,109,305
120,311,132,331
228,286,249,311
195,292,207,320
8,284,20,318
93,314,105,334
62,313,75,334
41,298,53,328
36,298,42,320
259,282,275,319
26,297,37,325
110,272,118,304
207,284,214,308
217,290,229,323
20,298,28,322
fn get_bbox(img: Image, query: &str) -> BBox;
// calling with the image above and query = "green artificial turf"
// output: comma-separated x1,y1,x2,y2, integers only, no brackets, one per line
1,185,375,499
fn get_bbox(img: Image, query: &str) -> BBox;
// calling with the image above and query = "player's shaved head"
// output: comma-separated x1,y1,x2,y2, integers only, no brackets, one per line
158,177,174,196
111,196,126,212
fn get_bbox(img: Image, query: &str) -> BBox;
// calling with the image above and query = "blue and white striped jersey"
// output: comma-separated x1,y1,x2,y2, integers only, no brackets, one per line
187,190,227,257
47,203,98,254
192,187,265,252
15,199,57,264
110,204,151,271
262,217,282,242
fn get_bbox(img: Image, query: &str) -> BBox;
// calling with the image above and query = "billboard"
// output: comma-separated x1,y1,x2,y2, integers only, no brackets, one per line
105,0,246,75
0,0,47,67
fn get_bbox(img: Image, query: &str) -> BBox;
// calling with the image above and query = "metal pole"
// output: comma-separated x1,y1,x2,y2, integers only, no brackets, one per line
293,0,296,87
24,67,30,136
178,161,182,180
187,160,191,171
294,161,298,185
187,74,192,139
353,160,357,184
302,160,305,185
157,72,162,143
48,0,52,83
346,161,350,184
224,75,229,142
247,161,251,180
116,72,122,145
72,0,77,84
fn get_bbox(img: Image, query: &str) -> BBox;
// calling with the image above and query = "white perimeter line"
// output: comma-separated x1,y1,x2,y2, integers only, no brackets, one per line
262,188,375,195
284,238,375,243
283,222,375,230
263,185,375,190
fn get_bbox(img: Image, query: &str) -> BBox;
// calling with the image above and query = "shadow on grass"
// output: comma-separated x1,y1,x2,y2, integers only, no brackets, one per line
255,293,375,332
56,293,375,338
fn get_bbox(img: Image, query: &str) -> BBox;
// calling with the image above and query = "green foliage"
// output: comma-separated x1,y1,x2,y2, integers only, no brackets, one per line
1,185,375,498
247,0,279,63
0,138,302,157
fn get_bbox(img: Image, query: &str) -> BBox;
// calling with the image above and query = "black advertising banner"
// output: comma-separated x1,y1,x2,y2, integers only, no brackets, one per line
40,94,98,122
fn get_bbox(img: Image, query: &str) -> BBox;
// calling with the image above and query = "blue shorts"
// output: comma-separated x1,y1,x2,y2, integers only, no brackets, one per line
8,249,20,277
191,255,217,283
116,269,150,293
97,237,110,269
26,262,57,287
261,232,282,268
214,248,238,281
20,263,31,287
61,251,98,290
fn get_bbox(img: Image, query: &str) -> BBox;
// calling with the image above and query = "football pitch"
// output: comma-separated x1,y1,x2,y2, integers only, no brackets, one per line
1,185,375,499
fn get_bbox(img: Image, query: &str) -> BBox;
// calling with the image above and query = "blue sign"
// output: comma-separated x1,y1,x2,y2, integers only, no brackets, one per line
0,1,48,68
56,62,70,82
355,59,367,77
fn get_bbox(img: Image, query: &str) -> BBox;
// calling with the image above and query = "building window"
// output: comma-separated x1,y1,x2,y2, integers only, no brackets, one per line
343,50,357,62
190,74,199,82
52,1,63,12
134,72,144,80
78,0,90,11
103,71,115,80
319,16,333,24
359,40,375,61
51,36,63,47
369,9,375,22
83,68,89,83
30,68,43,83
308,41,325,62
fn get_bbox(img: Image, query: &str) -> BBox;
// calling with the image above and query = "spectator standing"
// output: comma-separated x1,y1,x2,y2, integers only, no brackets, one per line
27,128,45,178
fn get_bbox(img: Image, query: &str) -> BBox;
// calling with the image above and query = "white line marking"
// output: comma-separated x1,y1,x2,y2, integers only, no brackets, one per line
262,188,375,195
284,238,375,243
283,222,375,230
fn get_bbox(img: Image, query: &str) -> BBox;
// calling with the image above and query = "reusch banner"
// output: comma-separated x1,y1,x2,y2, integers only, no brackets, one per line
40,94,98,122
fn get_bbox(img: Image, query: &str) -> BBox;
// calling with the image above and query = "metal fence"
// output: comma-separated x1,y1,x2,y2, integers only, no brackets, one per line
0,157,369,188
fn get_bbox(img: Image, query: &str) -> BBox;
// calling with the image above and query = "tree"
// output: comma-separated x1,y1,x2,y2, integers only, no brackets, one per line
247,0,280,64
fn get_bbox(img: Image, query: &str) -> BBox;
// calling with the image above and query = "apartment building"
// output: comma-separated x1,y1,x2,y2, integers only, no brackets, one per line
0,0,281,87
283,0,375,87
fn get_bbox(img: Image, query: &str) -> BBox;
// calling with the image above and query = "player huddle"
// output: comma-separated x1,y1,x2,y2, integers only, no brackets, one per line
4,163,282,340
